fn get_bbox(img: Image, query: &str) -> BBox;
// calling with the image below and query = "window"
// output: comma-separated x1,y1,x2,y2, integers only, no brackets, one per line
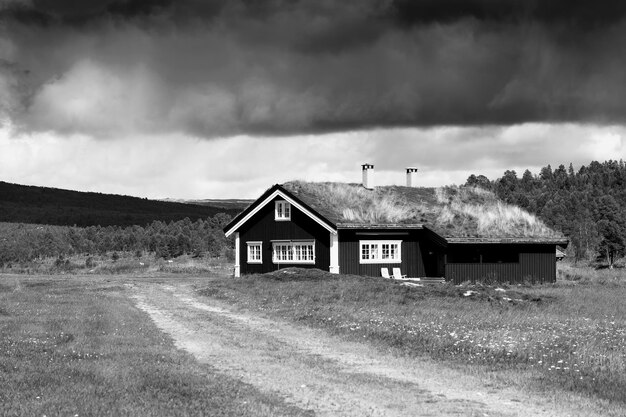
272,241,315,264
360,240,401,264
247,242,262,263
275,200,291,221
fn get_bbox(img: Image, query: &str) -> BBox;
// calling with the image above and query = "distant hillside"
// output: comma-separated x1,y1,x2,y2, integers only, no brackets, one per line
161,198,252,210
0,181,244,227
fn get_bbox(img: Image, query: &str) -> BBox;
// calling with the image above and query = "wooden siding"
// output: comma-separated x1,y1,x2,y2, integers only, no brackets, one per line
338,229,444,277
239,197,330,274
445,244,557,284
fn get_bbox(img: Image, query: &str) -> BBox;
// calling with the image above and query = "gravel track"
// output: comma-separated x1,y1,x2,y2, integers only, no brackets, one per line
129,280,593,417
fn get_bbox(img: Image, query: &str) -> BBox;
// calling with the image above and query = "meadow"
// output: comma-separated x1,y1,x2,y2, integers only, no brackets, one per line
0,251,234,276
2,258,625,415
199,263,626,413
0,274,309,416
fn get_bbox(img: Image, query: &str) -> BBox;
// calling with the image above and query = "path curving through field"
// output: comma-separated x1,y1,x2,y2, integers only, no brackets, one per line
129,281,592,417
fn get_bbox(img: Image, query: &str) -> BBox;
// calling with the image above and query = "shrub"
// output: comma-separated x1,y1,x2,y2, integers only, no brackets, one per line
53,255,76,272
96,262,141,274
85,256,96,268
54,255,70,269
155,244,170,259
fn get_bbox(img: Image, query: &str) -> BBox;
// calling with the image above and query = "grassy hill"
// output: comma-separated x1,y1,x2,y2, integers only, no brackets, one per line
0,181,247,227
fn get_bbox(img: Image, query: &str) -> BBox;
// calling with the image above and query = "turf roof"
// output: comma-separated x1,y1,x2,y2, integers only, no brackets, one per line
281,181,566,241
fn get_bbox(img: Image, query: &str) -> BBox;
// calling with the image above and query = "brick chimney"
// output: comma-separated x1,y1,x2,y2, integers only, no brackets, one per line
406,167,419,187
362,163,374,189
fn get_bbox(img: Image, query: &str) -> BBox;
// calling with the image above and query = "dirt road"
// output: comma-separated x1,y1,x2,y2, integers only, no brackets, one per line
129,280,590,417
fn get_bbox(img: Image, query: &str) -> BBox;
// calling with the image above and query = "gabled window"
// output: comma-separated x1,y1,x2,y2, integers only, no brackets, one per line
272,240,315,264
275,200,291,221
247,241,262,264
360,240,401,264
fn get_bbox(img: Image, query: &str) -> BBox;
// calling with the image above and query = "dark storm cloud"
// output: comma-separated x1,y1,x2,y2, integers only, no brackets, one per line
2,0,626,138
391,0,626,28
1,0,171,23
7,0,626,27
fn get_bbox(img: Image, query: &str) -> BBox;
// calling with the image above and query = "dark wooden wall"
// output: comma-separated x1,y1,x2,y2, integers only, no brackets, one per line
445,244,557,284
338,229,435,277
238,197,330,274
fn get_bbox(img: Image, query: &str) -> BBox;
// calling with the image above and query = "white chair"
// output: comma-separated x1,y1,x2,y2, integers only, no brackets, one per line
392,268,407,279
381,268,391,279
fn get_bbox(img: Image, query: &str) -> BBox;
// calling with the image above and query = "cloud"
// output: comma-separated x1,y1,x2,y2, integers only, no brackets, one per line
358,123,626,182
584,130,623,161
25,59,165,135
2,0,626,138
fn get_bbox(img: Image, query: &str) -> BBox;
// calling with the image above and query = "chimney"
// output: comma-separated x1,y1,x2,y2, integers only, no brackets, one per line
406,167,419,187
362,163,374,189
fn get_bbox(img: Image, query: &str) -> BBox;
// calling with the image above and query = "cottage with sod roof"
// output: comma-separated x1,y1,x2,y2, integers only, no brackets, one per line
223,164,568,284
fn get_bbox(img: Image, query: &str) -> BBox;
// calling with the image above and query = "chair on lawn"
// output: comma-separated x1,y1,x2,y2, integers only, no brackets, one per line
380,268,391,279
392,268,407,279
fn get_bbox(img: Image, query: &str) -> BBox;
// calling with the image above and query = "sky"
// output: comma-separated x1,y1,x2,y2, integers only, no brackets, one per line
1,0,626,199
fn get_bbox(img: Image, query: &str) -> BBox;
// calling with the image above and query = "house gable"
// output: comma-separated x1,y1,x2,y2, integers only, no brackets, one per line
236,194,332,275
223,184,337,238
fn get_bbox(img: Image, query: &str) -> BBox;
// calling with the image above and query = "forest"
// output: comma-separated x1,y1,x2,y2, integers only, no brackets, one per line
0,214,233,267
2,160,625,268
467,160,626,266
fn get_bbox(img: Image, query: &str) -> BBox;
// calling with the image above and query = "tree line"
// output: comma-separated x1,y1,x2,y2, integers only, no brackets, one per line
0,214,233,266
466,160,626,266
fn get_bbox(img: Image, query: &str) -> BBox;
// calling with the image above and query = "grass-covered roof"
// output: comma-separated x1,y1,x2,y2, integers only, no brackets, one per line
282,181,565,241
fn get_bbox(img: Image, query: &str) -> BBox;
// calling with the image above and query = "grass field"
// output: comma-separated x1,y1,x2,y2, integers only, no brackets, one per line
198,265,626,413
0,252,233,276
2,261,625,415
0,275,310,417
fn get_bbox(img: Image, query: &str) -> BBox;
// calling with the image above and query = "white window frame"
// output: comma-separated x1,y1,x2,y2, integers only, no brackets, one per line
246,241,262,264
272,240,315,264
275,200,291,221
359,240,402,264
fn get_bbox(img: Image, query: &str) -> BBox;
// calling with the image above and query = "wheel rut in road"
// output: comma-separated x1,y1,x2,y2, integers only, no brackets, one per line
130,282,585,417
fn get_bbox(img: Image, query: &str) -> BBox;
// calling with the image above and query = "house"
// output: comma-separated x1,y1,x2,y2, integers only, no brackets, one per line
223,164,568,284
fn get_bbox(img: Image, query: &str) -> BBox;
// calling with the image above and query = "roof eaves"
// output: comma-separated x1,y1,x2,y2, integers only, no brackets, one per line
222,184,280,234
446,237,570,245
337,223,424,229
279,185,338,232
280,182,344,224
223,184,337,236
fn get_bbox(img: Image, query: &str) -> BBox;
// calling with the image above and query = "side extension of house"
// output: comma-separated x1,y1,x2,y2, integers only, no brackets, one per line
444,242,560,284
